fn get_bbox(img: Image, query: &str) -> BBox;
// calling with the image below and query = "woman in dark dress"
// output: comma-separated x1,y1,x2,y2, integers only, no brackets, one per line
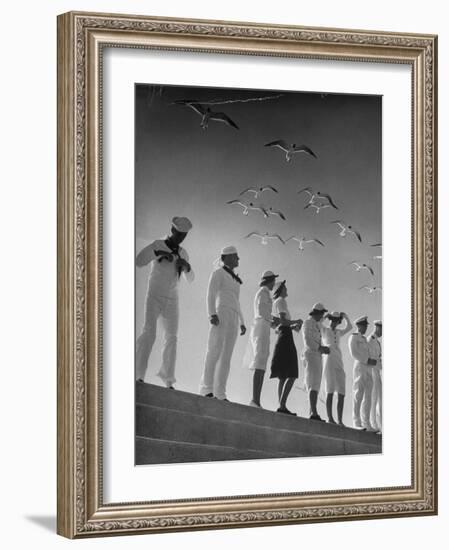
270,281,303,415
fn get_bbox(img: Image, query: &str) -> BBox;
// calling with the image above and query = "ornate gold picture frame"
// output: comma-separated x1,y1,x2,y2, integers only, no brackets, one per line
57,11,437,538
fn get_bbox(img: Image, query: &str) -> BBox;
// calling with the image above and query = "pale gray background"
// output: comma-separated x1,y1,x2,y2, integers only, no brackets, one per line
135,83,382,423
1,1,446,549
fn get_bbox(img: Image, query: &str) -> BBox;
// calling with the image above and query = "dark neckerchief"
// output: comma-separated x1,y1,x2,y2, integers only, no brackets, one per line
222,265,242,285
159,238,182,277
164,238,180,256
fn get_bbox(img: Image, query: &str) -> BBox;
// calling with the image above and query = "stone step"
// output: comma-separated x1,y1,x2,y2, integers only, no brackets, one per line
136,402,378,464
136,381,381,446
136,436,296,464
135,383,381,465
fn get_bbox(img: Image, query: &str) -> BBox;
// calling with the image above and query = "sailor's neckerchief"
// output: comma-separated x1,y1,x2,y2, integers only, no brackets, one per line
155,238,183,277
222,265,243,285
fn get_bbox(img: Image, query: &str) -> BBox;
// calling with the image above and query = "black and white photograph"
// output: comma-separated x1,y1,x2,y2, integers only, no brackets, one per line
134,83,383,465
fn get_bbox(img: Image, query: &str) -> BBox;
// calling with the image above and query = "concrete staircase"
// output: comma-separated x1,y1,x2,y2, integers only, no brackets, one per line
135,382,381,465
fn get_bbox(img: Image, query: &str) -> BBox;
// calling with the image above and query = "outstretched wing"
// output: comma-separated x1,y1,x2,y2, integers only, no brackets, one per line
269,234,285,244
298,186,313,197
321,193,338,209
261,185,279,193
270,209,286,220
359,285,371,291
353,230,362,243
312,238,325,247
239,187,257,196
284,236,299,243
174,100,206,116
210,112,239,129
226,199,246,207
331,220,346,230
292,144,317,158
244,232,262,239
264,139,289,152
370,243,382,247
366,265,375,276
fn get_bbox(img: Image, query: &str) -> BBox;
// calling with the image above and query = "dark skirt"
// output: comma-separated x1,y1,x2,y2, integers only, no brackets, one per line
269,326,299,379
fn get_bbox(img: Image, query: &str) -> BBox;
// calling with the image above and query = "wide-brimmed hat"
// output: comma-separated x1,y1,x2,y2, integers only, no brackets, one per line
171,216,192,233
309,302,328,315
260,270,279,283
326,311,342,322
355,315,369,325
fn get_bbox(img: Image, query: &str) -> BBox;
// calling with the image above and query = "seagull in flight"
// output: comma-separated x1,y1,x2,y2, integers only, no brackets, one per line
264,140,317,162
285,236,325,251
268,207,286,220
298,187,338,213
330,220,362,242
239,186,279,199
174,100,239,130
244,232,285,245
226,200,269,217
349,262,375,276
359,286,382,294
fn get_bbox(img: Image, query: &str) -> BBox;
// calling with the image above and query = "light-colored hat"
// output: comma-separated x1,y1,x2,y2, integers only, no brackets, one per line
355,315,369,325
326,311,342,320
309,302,328,315
221,245,238,256
261,270,279,280
374,320,382,326
171,216,192,233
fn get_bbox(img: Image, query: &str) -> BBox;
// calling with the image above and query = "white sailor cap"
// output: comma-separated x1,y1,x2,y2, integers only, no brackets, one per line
374,320,382,326
261,270,279,280
221,245,238,256
171,216,192,233
355,315,369,325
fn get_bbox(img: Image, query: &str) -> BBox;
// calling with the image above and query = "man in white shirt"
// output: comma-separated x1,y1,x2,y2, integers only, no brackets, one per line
348,316,378,430
369,320,383,433
135,216,194,387
302,303,330,421
199,246,246,401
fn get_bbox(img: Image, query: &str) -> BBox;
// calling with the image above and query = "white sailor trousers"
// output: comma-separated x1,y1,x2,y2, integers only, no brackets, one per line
352,364,373,428
136,293,179,385
200,306,239,400
370,366,382,431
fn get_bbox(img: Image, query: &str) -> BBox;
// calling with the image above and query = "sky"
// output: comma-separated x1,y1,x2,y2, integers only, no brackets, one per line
135,83,382,424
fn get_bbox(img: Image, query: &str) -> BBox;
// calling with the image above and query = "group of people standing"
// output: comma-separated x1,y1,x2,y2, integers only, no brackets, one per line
136,217,382,433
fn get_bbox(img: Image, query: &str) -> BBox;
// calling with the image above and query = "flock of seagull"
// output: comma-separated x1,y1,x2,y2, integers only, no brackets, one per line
174,96,382,296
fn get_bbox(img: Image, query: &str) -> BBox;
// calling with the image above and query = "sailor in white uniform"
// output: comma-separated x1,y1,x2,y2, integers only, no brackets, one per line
302,303,330,421
322,311,353,425
199,246,246,401
369,320,383,433
248,270,279,408
348,316,378,430
135,216,194,387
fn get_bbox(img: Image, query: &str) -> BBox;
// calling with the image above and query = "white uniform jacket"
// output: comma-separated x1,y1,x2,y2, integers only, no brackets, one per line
207,267,245,324
348,333,371,367
368,334,382,368
136,238,194,298
302,318,322,355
